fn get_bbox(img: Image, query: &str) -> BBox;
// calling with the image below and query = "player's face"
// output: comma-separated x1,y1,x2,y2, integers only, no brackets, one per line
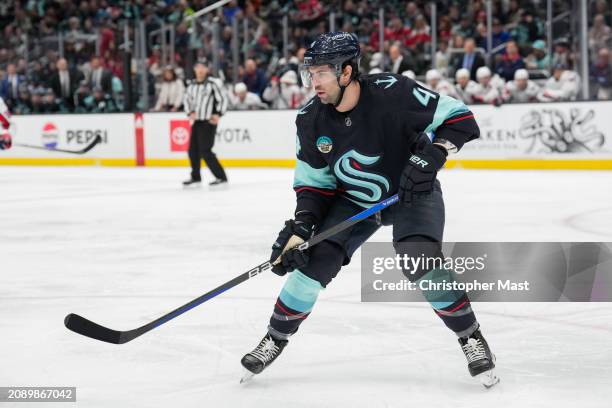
516,78,527,89
304,65,340,105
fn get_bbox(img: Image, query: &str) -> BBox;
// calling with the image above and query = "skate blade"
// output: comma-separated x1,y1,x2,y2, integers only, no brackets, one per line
240,370,255,384
476,368,500,389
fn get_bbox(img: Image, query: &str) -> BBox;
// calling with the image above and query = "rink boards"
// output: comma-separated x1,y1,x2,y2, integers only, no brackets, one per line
2,100,611,169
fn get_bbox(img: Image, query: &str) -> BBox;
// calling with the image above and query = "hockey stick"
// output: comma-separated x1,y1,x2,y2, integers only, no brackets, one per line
64,194,399,344
14,135,102,154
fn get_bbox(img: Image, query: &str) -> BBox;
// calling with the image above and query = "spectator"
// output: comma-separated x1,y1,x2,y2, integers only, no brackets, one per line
491,18,511,54
13,89,33,115
474,23,488,50
263,70,303,109
388,17,411,45
473,66,504,105
525,40,550,70
551,38,573,69
73,81,92,113
153,66,185,112
438,16,453,45
425,69,458,98
495,41,526,81
454,68,480,104
408,14,431,51
434,40,451,77
404,2,420,28
450,38,485,80
537,63,581,102
593,0,611,25
41,89,63,113
590,48,611,100
26,60,47,88
0,63,25,107
230,82,266,110
452,16,474,39
502,69,540,103
589,14,611,54
512,9,542,46
389,44,414,75
29,88,46,114
242,59,267,97
88,56,113,94
369,20,391,51
49,58,84,110
88,87,118,113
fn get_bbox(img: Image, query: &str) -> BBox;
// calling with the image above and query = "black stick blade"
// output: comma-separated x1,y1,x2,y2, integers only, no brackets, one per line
80,135,102,154
64,313,122,344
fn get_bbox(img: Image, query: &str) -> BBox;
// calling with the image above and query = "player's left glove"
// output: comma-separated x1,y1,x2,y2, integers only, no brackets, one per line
399,136,447,204
0,131,11,150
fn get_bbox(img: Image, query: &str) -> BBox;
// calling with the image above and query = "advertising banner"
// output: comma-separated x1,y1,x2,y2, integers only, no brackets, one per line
1,113,136,165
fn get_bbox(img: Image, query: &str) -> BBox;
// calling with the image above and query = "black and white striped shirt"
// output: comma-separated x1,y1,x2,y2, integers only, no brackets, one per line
183,76,228,121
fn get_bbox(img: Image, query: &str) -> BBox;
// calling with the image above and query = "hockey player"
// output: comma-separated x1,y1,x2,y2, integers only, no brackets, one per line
473,66,504,105
241,32,499,388
424,69,459,98
502,69,540,103
453,68,481,104
537,63,581,102
0,96,13,150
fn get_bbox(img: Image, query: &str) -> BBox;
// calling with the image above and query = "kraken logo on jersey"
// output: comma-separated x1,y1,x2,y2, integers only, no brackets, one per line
333,150,390,205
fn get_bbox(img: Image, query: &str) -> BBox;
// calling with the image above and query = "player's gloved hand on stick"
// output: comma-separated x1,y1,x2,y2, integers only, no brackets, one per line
399,134,447,204
270,214,315,276
0,131,11,150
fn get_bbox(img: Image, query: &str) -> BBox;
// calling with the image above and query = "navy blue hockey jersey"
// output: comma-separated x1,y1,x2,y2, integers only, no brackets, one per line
293,73,479,223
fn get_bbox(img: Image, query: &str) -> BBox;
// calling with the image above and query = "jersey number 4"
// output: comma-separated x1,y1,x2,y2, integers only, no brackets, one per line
413,87,437,107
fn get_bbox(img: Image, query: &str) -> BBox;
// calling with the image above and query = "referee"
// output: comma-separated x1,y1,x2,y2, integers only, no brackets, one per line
182,59,229,187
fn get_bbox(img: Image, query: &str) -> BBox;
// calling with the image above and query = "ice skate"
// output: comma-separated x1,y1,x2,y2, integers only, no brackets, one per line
459,329,500,388
240,334,288,381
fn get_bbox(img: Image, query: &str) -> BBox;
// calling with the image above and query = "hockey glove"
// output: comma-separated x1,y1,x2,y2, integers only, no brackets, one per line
399,136,447,204
270,214,315,276
0,131,11,150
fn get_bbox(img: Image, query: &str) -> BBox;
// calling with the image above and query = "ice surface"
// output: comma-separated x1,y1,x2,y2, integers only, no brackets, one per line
1,166,611,408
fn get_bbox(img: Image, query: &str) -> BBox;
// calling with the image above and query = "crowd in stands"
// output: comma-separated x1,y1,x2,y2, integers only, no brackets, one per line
0,0,610,114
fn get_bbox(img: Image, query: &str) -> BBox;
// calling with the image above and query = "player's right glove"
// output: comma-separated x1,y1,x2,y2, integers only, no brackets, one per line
399,135,447,204
270,214,315,276
0,131,11,150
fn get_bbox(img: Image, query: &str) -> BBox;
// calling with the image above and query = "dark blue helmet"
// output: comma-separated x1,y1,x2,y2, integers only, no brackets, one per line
303,32,361,69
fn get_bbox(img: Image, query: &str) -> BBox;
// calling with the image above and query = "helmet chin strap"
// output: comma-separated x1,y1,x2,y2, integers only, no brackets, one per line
333,76,353,108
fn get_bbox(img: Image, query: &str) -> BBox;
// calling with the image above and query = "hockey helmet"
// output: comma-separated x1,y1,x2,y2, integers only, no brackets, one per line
300,32,361,89
514,69,529,80
476,66,492,80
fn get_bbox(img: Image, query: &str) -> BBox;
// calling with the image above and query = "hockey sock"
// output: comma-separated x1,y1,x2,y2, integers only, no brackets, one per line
418,267,479,338
268,270,324,340
395,237,479,338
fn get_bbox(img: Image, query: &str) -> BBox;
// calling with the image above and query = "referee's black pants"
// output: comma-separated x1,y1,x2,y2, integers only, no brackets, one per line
188,120,227,181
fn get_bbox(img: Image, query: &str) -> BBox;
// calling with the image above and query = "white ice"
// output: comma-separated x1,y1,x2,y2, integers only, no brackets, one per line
1,166,611,408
